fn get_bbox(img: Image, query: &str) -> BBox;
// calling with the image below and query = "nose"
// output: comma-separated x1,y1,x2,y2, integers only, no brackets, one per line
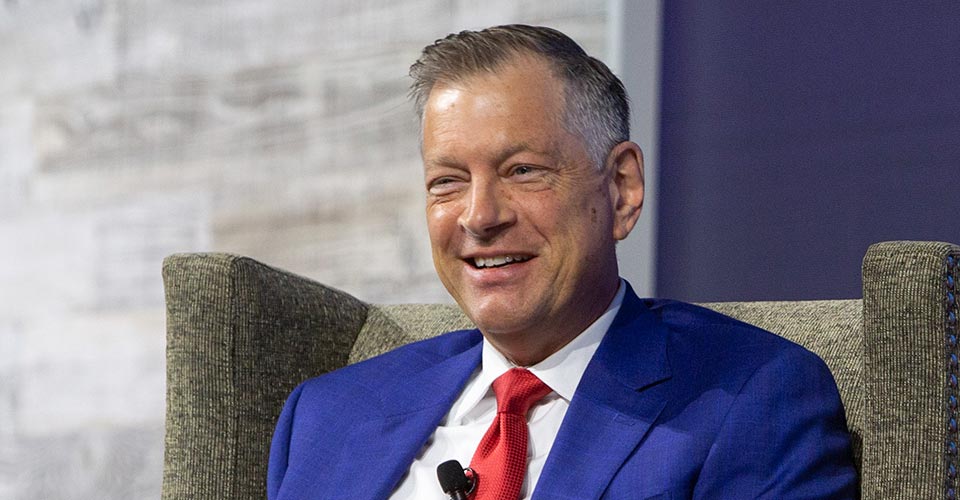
458,177,515,239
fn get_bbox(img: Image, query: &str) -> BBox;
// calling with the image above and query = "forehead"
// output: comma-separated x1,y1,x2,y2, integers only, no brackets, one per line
421,56,571,156
428,55,565,118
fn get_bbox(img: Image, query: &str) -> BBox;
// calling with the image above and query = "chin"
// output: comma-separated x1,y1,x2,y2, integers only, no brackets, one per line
465,301,540,338
473,317,529,338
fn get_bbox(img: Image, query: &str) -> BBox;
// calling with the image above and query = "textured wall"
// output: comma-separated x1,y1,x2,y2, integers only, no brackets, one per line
0,1,607,498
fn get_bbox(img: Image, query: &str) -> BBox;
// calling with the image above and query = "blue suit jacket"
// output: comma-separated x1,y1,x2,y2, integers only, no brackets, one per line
268,287,858,499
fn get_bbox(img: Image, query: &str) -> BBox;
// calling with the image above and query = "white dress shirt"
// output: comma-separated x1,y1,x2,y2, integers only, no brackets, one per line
390,281,626,499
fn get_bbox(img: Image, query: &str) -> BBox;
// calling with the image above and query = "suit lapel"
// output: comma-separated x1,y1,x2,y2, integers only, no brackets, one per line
332,333,483,499
534,289,671,499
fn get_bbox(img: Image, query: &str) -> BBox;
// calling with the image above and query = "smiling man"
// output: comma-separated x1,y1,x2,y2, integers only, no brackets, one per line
267,25,857,499
421,50,641,369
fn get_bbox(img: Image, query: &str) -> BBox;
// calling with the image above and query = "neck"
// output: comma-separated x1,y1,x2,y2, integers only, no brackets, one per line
485,278,621,367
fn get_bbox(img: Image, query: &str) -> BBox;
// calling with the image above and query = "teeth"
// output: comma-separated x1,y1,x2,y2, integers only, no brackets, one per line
474,255,530,268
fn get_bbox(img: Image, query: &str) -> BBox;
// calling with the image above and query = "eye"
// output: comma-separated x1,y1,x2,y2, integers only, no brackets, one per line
511,165,535,176
427,176,464,195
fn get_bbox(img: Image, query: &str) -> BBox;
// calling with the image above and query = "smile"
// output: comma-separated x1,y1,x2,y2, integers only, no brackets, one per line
472,255,532,268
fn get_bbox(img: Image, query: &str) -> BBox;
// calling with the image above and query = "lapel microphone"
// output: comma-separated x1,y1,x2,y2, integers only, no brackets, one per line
437,459,476,499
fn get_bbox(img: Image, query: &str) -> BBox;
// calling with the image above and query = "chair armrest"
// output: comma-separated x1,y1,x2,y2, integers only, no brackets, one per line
861,241,960,499
161,253,368,500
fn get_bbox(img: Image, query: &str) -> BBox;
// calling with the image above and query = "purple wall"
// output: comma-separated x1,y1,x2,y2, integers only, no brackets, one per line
657,2,960,301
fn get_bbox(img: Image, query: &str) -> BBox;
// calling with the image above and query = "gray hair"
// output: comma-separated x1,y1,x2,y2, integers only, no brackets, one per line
409,24,630,170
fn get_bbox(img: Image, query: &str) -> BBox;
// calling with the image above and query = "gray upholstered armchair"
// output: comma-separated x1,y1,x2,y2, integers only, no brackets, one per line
161,240,960,499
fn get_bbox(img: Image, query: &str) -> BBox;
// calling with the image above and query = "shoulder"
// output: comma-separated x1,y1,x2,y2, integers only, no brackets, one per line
647,298,821,357
642,298,832,388
638,300,857,496
292,328,482,407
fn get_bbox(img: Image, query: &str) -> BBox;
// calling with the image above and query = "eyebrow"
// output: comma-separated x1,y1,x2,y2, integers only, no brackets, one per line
426,142,550,169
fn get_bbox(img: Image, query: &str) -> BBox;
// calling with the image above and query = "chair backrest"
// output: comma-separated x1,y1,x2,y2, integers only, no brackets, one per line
161,240,960,500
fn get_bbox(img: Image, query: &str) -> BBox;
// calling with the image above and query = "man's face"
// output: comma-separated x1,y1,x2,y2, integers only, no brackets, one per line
421,55,626,362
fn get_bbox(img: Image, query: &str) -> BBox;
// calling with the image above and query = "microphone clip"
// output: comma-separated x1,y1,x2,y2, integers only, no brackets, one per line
437,460,477,499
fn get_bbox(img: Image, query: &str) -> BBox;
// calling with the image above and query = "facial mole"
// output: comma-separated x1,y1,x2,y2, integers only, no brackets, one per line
591,207,597,223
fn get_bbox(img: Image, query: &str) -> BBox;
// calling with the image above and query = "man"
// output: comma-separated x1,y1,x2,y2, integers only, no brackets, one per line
268,25,857,499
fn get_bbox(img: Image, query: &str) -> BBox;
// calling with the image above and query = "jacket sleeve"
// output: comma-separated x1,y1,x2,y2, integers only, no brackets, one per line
267,382,305,500
693,347,859,499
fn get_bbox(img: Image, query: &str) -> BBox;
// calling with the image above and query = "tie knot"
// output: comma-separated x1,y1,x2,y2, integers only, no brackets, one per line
492,368,552,415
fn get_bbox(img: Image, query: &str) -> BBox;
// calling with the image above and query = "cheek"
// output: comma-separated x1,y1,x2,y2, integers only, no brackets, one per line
559,199,614,251
426,203,460,247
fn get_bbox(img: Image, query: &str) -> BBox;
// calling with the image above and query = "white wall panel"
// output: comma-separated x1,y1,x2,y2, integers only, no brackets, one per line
0,1,607,497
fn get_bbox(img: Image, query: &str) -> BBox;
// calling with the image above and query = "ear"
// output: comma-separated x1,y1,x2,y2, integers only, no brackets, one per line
604,141,645,241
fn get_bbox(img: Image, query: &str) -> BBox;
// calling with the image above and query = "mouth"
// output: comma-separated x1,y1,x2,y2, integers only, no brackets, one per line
469,255,533,269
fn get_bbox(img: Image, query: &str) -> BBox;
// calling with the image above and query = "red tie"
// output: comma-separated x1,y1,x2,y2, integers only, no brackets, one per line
469,368,552,500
